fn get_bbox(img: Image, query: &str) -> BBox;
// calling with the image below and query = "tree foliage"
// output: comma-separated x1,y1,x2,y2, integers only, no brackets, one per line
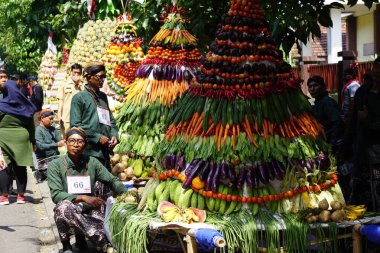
0,0,378,72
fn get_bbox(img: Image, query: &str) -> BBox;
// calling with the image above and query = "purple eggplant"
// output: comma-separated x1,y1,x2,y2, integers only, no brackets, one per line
171,67,177,81
183,160,205,188
162,65,168,80
183,69,192,82
253,167,260,187
226,164,237,183
205,162,215,191
220,163,227,179
198,162,210,181
167,66,172,81
267,162,275,181
257,163,269,185
177,69,183,83
273,160,285,180
185,159,199,177
246,169,254,187
211,163,221,192
163,154,172,170
145,65,153,77
175,155,185,171
304,159,313,172
319,154,331,171
236,169,248,188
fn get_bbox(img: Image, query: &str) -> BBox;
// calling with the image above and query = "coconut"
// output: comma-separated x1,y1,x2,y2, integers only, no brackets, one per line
318,198,329,210
331,210,345,222
124,196,136,203
125,167,134,177
111,163,121,176
118,172,127,181
111,154,120,165
119,162,128,173
318,210,331,223
330,201,343,211
121,155,129,163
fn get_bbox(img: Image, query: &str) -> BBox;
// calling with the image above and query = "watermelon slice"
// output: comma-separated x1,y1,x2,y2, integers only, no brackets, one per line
189,207,207,222
157,201,177,216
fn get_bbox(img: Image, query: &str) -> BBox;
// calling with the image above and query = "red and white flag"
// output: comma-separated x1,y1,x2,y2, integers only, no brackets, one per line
86,0,96,20
48,32,57,54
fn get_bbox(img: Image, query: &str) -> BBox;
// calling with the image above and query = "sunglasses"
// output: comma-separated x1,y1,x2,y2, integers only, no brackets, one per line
94,74,106,79
67,138,86,146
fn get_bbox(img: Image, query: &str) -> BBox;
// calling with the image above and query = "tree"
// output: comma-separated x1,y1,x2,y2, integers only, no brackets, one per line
0,0,378,72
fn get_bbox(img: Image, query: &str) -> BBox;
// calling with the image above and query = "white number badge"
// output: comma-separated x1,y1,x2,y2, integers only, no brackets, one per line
97,107,111,126
67,176,91,194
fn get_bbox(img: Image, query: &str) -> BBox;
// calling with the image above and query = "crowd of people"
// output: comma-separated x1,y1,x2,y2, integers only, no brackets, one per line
307,56,380,211
0,63,124,253
0,57,379,252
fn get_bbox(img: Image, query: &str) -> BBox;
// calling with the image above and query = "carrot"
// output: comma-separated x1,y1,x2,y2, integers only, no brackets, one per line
263,119,268,139
245,120,259,148
215,122,221,142
232,125,236,151
222,123,230,144
237,124,240,136
186,113,198,139
205,122,215,136
279,124,286,137
191,112,204,137
217,123,224,151
253,115,259,134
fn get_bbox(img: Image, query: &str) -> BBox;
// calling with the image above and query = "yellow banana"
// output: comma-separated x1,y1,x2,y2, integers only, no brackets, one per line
162,209,178,222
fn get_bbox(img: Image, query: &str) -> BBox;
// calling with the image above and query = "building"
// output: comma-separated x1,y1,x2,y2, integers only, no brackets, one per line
294,2,379,94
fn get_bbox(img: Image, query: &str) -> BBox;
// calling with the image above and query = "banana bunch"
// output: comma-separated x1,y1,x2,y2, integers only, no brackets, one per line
343,205,366,220
161,206,199,223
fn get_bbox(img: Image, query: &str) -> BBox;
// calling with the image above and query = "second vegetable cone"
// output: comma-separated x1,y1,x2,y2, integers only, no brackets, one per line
114,5,201,168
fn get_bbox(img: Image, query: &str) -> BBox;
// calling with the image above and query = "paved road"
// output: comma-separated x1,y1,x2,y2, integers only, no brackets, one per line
0,168,59,253
0,168,102,253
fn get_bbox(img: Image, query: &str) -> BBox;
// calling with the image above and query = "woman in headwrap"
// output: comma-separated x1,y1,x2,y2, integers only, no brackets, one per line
34,109,65,182
47,127,125,253
0,80,36,205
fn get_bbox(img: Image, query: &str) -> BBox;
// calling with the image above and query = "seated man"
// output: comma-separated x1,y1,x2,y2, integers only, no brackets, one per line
35,109,64,182
47,128,126,253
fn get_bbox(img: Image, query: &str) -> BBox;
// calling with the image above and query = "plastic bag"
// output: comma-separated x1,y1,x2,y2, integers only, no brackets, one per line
32,152,38,170
0,147,7,171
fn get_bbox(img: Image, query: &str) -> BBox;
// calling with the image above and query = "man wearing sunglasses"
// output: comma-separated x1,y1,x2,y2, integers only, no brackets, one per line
70,62,119,172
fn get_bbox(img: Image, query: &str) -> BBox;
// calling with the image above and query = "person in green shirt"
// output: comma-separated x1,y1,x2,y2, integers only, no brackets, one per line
47,127,125,253
70,63,119,170
35,109,64,182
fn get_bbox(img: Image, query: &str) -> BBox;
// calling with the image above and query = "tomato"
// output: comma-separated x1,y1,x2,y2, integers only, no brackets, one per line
256,197,263,204
263,196,269,202
206,191,213,197
268,195,275,202
226,194,232,202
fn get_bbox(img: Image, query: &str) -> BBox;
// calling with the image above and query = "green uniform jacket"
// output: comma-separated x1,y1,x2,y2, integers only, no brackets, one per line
0,111,35,166
70,85,119,160
47,154,125,205
35,125,62,160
